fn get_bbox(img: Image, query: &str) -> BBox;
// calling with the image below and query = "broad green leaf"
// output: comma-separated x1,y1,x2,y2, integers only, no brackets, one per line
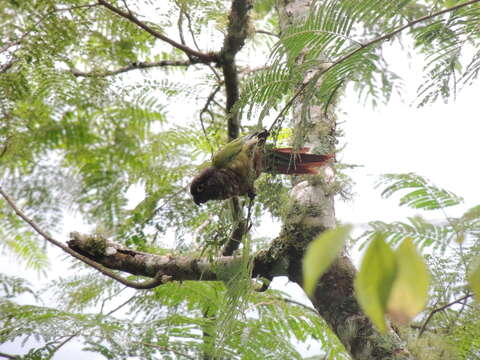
469,257,480,301
303,225,352,296
354,234,397,333
387,238,430,325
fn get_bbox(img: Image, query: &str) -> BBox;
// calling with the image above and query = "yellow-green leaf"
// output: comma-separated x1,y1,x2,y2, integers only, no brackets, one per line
354,234,397,333
387,238,430,325
303,225,352,296
469,257,480,301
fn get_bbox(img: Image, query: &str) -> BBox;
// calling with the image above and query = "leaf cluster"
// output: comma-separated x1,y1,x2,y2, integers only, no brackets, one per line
236,0,480,128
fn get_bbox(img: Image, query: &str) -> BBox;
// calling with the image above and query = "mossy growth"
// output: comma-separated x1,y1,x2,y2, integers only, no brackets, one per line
83,234,108,257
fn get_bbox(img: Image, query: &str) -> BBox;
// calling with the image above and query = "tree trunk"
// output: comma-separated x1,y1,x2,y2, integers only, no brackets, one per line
275,0,413,358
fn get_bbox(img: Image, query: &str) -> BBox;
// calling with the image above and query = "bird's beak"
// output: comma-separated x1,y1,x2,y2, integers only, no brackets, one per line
194,198,203,206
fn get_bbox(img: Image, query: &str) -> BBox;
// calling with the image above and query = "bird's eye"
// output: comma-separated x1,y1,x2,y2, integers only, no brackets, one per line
196,184,205,192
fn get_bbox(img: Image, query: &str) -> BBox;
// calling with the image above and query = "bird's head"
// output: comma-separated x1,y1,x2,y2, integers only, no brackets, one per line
190,167,226,205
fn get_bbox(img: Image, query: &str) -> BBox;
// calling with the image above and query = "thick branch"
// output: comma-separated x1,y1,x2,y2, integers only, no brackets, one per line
0,185,285,286
97,0,217,64
220,0,253,60
220,0,253,140
68,232,240,281
223,61,241,140
71,60,193,77
67,231,285,280
218,0,254,256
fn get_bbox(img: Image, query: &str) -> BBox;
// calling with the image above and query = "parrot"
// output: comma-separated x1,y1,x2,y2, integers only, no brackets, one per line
190,129,333,205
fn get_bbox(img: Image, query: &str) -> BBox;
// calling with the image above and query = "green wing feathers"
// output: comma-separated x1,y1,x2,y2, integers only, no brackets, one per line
212,130,269,168
212,137,245,168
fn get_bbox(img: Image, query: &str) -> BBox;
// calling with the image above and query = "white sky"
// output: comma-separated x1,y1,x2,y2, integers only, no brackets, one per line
2,14,480,360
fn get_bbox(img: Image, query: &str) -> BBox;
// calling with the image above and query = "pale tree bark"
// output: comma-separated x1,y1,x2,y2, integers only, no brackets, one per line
275,0,413,358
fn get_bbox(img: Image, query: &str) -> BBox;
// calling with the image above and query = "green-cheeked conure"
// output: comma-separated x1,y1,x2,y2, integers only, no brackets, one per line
190,129,333,205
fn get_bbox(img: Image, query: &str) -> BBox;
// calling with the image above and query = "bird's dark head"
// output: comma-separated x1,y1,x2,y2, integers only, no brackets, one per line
190,167,226,205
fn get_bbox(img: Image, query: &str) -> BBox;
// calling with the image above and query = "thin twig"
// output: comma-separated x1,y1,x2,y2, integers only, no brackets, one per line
183,8,221,81
120,0,133,17
280,297,319,314
418,293,472,337
199,84,222,156
0,136,12,158
0,187,167,290
0,58,16,73
245,197,254,232
100,286,128,314
49,333,79,356
71,60,193,77
255,30,279,38
152,184,189,216
268,0,480,132
177,8,189,53
106,294,137,316
0,352,19,359
139,341,196,360
323,80,344,118
247,296,318,313
97,0,217,63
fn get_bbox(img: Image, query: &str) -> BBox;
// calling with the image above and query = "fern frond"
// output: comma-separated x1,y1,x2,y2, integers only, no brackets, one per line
461,48,480,86
414,4,480,105
236,62,297,123
272,0,357,63
48,273,120,312
376,173,463,210
358,216,452,250
2,234,50,273
0,274,37,299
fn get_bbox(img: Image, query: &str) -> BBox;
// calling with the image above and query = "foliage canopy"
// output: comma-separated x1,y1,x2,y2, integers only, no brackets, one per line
1,0,480,359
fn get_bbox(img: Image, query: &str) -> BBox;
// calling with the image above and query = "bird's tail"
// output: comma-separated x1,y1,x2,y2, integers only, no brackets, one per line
264,147,334,174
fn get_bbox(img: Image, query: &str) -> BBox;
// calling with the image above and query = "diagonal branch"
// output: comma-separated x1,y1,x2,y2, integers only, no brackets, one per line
0,58,17,74
0,186,167,289
179,6,222,81
418,293,473,337
71,59,193,77
97,0,218,64
268,0,480,132
0,352,19,360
